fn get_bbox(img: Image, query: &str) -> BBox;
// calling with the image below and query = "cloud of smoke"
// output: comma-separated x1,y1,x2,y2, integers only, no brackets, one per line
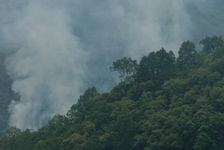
0,0,223,129
66,0,192,89
3,0,86,129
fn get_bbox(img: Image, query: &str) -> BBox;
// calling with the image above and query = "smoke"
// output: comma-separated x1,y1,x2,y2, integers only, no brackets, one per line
3,0,86,129
0,0,223,129
186,0,224,41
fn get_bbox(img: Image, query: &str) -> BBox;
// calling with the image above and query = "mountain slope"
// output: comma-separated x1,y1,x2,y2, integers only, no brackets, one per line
1,37,224,150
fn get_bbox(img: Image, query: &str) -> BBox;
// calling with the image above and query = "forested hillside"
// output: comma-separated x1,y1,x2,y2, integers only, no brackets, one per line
0,53,17,131
1,36,224,150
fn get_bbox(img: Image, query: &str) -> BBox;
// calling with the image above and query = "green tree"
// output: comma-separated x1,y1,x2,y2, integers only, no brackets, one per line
110,57,138,81
137,48,175,85
200,36,224,53
2,37,224,150
63,133,86,150
177,41,197,69
67,87,99,122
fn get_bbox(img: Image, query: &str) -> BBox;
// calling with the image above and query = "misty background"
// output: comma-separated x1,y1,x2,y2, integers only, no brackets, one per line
0,0,224,130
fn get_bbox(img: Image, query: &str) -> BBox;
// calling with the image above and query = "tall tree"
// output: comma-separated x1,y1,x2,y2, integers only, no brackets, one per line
200,36,224,53
110,57,138,81
177,41,197,69
67,87,99,122
137,48,175,84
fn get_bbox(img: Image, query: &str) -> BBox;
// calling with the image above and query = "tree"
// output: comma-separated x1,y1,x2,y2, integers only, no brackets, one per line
200,36,224,53
63,133,86,150
110,57,138,81
67,87,99,122
2,37,224,150
137,48,175,84
177,41,197,69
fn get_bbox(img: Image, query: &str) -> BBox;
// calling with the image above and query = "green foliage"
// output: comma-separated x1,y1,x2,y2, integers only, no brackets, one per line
67,87,99,122
200,36,224,53
177,41,198,69
137,48,175,85
2,37,224,150
110,57,138,81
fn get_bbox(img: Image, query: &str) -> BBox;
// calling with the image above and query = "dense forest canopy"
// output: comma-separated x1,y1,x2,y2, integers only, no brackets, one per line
0,36,224,150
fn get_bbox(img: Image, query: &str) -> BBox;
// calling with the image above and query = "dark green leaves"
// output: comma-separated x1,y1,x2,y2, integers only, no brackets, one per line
110,57,137,81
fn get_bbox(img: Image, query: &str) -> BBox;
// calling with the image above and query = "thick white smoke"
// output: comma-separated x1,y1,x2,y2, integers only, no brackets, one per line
0,0,223,129
66,0,192,89
3,0,86,129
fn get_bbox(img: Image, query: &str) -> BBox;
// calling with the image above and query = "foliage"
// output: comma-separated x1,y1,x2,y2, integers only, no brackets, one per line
110,57,138,81
1,37,224,150
200,36,224,53
137,48,175,86
177,41,198,69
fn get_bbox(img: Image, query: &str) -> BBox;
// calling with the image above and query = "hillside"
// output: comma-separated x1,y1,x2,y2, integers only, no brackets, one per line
0,36,224,150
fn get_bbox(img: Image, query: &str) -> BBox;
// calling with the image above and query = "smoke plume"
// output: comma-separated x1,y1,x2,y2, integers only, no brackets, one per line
0,0,223,129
